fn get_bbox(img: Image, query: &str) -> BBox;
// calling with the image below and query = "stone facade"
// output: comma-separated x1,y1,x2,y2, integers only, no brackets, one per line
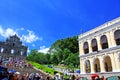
0,34,27,59
78,17,120,77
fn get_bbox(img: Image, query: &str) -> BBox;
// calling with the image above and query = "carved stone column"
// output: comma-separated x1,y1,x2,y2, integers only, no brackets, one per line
115,53,120,72
88,40,92,53
82,60,86,74
79,42,84,55
100,56,106,72
106,32,112,48
90,58,95,73
110,53,116,72
110,30,116,47
96,36,102,50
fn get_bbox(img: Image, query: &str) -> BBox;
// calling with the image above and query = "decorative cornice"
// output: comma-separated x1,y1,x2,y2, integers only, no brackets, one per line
79,45,120,58
78,17,120,42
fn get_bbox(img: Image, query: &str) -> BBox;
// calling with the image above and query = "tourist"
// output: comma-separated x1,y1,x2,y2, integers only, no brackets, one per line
46,74,50,80
118,76,120,80
13,72,20,80
1,73,8,80
75,75,79,80
100,76,106,80
95,76,100,80
54,73,60,80
8,71,14,80
26,73,29,80
21,74,26,80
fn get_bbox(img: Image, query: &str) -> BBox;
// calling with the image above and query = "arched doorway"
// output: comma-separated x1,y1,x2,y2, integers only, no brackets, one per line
114,30,120,45
83,42,89,54
85,60,91,73
94,58,101,72
100,35,109,49
104,56,112,72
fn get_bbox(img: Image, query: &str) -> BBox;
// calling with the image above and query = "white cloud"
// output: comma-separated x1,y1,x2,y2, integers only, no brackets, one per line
20,28,24,30
32,44,35,47
38,45,49,53
21,30,42,43
0,26,42,44
0,26,17,38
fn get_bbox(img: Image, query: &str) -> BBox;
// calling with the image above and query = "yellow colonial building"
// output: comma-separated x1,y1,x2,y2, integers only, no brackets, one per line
78,17,120,76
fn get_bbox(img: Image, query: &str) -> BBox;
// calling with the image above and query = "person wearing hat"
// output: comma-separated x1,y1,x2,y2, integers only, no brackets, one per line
8,71,14,80
13,72,20,80
54,73,60,80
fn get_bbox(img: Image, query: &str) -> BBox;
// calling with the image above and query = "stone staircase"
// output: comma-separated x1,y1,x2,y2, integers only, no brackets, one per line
7,66,54,80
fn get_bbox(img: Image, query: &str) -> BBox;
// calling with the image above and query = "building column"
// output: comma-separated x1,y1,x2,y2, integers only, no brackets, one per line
82,60,86,74
115,53,120,72
79,42,84,55
96,36,102,51
106,32,112,48
90,59,95,73
88,40,92,53
80,59,83,73
110,53,116,72
80,59,83,74
110,30,116,47
100,57,106,72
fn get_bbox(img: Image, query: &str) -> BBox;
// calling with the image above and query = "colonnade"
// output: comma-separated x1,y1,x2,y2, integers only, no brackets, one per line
79,17,120,74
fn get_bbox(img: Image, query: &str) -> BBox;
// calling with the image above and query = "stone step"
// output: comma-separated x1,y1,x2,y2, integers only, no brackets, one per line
7,66,54,80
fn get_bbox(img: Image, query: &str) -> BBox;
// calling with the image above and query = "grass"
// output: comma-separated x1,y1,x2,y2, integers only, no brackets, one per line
28,61,55,75
28,61,75,79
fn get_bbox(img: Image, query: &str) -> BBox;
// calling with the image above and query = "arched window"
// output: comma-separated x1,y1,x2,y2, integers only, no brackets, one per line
91,39,98,52
100,35,108,49
114,30,120,45
21,51,23,55
11,49,14,54
83,42,89,54
1,48,4,53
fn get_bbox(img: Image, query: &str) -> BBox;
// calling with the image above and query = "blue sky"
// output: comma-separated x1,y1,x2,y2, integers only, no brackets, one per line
0,0,120,53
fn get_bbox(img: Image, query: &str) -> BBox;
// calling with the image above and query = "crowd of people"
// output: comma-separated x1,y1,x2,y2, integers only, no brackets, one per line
0,70,48,80
0,56,51,80
0,56,31,68
1,56,120,80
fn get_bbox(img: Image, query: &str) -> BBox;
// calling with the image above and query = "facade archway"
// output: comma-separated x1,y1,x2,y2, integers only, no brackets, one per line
94,58,101,72
1,48,4,53
11,49,14,54
83,42,89,54
100,35,108,49
91,39,98,52
114,30,120,45
85,60,91,73
104,56,112,72
21,51,23,55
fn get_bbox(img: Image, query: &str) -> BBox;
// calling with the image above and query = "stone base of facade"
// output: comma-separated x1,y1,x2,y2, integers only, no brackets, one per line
0,53,26,60
79,72,120,79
